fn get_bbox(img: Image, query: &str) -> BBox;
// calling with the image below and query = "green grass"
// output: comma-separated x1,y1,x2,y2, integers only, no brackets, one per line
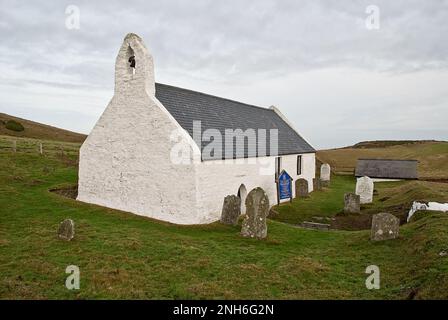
1,138,448,299
271,175,355,225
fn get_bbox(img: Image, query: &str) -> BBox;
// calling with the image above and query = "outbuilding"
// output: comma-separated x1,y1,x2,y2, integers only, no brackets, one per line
355,159,418,182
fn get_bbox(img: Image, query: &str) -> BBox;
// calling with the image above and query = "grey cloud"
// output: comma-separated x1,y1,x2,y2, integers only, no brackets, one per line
3,0,448,83
0,0,447,148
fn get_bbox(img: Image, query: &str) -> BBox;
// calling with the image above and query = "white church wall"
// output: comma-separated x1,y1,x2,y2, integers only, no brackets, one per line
195,153,315,221
281,153,316,197
77,34,202,225
77,95,201,224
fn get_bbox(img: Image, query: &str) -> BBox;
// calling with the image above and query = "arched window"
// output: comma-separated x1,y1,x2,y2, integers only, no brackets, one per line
129,55,135,68
126,46,136,75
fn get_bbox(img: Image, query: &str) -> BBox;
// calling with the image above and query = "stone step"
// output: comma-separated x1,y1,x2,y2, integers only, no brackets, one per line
298,221,331,231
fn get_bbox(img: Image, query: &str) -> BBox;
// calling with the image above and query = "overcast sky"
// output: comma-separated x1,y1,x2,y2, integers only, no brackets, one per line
0,0,447,149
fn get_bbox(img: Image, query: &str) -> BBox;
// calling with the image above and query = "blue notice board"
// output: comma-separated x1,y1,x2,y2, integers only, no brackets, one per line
278,170,292,200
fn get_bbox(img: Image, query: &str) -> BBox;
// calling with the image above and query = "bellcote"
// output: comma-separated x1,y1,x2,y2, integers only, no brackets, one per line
114,33,155,96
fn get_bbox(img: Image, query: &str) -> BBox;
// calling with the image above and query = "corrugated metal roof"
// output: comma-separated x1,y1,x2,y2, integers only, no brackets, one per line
155,83,315,160
355,159,418,179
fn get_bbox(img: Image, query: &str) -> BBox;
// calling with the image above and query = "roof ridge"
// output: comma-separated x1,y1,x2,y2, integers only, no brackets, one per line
155,82,273,112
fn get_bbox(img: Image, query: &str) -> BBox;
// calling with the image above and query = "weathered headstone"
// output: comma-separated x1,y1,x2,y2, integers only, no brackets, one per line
58,219,75,241
370,213,400,241
344,193,360,214
356,176,374,204
320,164,331,186
313,178,322,191
295,178,309,198
241,187,269,239
220,195,241,226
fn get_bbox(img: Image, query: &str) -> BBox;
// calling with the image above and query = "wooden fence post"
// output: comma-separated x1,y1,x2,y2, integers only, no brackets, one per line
39,143,43,155
12,140,16,153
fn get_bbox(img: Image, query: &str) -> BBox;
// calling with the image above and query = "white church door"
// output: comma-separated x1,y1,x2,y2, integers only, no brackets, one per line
237,184,247,214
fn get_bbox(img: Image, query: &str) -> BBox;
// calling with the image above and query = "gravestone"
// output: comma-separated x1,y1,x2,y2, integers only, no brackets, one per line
58,219,75,241
320,164,331,186
220,195,241,226
295,179,309,198
370,213,400,241
313,178,322,191
344,193,360,214
356,176,374,204
241,187,269,239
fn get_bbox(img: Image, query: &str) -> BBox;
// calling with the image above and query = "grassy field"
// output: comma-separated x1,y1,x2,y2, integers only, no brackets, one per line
0,135,81,158
1,135,448,299
317,141,448,179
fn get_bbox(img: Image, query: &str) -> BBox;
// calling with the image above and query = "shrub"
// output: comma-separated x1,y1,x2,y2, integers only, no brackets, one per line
5,120,25,132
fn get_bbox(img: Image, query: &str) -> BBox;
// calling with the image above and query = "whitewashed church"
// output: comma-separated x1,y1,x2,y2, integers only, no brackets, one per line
77,33,316,225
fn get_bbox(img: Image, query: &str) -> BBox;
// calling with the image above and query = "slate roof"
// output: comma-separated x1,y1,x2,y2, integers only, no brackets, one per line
155,83,315,160
355,159,418,179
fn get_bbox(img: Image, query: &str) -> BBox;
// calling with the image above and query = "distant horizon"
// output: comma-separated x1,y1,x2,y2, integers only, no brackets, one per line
2,110,446,151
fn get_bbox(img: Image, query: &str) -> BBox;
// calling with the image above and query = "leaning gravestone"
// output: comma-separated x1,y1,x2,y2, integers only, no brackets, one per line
220,195,241,226
58,219,75,241
320,164,331,186
371,213,400,241
356,176,374,204
313,178,322,191
344,193,360,214
241,187,269,239
295,179,309,198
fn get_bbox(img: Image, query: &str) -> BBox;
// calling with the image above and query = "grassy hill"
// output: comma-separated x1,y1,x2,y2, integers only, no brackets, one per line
0,113,86,143
317,140,448,180
1,136,448,299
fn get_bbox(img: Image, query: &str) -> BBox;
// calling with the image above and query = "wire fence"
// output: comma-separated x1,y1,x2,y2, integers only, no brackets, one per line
0,135,81,159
